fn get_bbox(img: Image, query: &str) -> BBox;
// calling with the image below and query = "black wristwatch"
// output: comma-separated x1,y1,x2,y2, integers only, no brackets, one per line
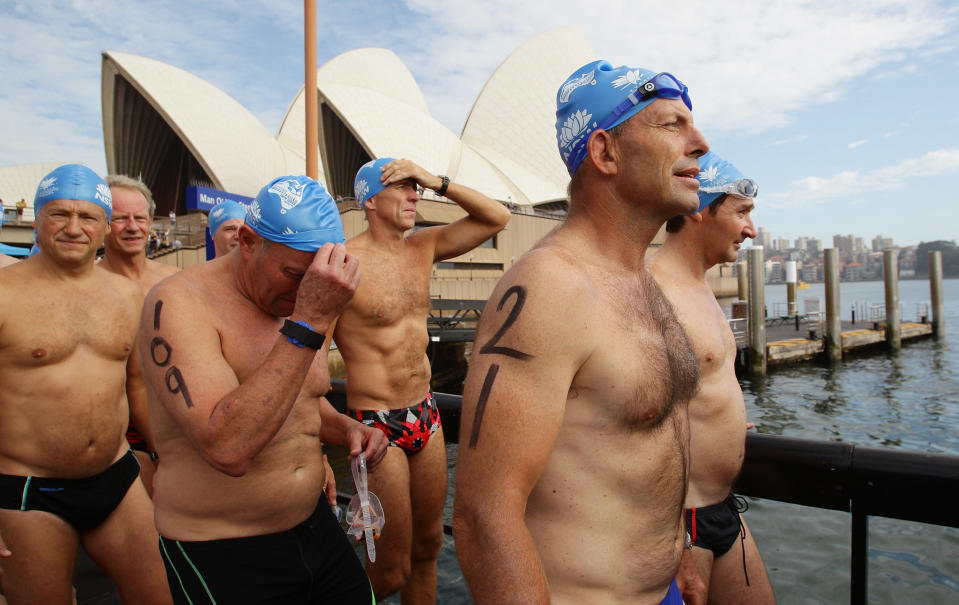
436,175,450,196
280,320,326,349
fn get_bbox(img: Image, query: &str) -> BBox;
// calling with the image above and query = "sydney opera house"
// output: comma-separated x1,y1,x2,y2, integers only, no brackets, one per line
2,28,609,296
1,27,730,297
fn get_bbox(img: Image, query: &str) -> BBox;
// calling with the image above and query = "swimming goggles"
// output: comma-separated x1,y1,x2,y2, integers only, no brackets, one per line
597,72,692,131
700,178,759,198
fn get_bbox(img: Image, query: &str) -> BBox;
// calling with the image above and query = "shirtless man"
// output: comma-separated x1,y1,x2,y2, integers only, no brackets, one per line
99,175,179,492
332,157,509,603
649,151,775,604
141,175,388,604
453,61,708,604
207,200,246,258
0,164,171,604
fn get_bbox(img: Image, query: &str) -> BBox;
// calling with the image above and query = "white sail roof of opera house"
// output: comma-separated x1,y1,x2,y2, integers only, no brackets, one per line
0,162,73,221
100,28,596,212
461,27,595,206
102,51,292,211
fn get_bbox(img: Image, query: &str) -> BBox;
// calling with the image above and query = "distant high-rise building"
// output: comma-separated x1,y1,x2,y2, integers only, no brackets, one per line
871,234,895,251
795,236,808,251
833,234,854,255
774,237,791,251
808,238,823,253
757,227,772,250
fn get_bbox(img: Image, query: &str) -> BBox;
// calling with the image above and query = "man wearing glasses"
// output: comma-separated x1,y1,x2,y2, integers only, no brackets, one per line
649,151,775,604
333,158,510,604
455,61,708,604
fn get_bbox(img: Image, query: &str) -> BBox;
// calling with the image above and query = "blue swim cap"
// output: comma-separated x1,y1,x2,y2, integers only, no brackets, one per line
695,151,757,213
354,158,394,208
34,164,112,219
245,176,344,252
208,200,247,236
556,61,679,176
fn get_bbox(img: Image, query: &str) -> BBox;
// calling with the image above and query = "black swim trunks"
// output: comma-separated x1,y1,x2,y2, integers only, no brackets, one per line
685,493,747,557
0,449,141,531
350,393,441,453
159,501,374,605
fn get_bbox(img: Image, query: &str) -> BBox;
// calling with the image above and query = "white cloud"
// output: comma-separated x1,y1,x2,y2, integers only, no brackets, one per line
766,134,809,147
766,148,959,208
1,0,957,177
848,139,869,148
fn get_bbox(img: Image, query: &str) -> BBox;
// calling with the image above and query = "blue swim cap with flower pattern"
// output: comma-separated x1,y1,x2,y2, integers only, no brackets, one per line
34,164,112,219
245,176,344,252
354,158,395,208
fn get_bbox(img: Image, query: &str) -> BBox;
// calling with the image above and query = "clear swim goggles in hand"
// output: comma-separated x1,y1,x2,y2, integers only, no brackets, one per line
346,454,385,562
699,178,759,199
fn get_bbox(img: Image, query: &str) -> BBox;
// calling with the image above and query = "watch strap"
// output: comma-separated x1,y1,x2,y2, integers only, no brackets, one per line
280,319,325,349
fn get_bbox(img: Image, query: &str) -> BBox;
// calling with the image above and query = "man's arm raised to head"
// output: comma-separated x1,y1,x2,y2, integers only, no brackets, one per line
452,249,593,605
380,159,511,261
139,243,359,477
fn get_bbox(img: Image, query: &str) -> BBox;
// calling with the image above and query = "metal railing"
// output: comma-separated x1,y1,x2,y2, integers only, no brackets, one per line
327,380,959,605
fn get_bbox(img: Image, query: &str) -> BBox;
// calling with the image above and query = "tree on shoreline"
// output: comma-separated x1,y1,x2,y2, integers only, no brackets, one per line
915,240,959,277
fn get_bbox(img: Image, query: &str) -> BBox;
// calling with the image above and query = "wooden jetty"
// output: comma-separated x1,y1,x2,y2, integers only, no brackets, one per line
760,319,933,365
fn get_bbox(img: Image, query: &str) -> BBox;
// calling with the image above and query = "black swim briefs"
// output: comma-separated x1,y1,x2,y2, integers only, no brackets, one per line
0,449,141,531
159,501,374,605
685,493,747,557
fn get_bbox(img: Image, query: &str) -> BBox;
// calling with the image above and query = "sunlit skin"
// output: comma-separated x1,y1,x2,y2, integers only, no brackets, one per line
611,99,708,217
35,199,109,268
0,193,171,604
212,218,243,257
368,179,420,232
99,185,179,497
453,96,708,605
236,235,317,319
335,158,510,604
105,188,151,257
702,195,757,265
648,191,774,605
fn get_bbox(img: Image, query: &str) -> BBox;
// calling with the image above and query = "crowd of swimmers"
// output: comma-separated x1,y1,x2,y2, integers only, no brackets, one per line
0,58,774,605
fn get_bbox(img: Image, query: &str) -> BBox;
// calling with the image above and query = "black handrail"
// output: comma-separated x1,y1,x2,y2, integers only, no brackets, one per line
328,380,959,604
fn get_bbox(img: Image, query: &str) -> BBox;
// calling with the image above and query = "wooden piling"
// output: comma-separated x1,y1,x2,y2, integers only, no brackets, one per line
884,249,901,351
929,250,945,340
824,248,842,362
747,247,766,376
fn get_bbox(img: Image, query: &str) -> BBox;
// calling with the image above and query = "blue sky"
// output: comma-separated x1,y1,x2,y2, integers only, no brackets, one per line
1,0,957,247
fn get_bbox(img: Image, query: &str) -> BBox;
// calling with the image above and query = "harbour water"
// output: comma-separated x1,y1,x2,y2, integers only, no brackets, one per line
341,278,959,604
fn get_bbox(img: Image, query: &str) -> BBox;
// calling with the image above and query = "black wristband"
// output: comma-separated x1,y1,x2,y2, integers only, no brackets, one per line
436,175,450,196
280,319,326,350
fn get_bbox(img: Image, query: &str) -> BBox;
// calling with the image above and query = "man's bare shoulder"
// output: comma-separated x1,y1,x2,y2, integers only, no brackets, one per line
144,261,214,307
509,240,596,296
92,264,143,303
147,259,180,278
